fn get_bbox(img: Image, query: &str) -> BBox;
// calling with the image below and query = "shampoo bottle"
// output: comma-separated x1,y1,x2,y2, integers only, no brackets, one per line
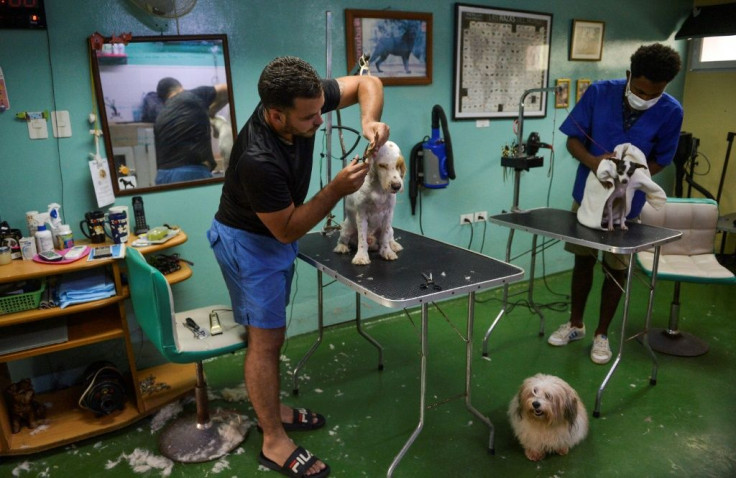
35,224,54,253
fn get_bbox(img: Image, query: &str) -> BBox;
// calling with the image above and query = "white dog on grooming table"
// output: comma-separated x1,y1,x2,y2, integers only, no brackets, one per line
334,140,405,265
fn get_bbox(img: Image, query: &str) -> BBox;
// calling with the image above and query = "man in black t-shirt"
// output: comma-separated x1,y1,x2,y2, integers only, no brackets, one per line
153,77,229,184
208,57,389,477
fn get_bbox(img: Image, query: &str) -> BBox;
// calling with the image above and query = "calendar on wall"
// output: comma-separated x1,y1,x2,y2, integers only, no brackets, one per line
453,4,552,120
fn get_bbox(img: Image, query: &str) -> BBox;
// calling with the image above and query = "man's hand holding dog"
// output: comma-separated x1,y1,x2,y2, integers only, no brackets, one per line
362,121,390,158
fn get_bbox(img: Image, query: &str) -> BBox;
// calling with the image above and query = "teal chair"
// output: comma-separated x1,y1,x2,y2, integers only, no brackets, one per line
637,198,736,356
125,247,248,462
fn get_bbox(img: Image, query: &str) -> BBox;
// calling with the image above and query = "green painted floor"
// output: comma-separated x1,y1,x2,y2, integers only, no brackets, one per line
2,271,735,477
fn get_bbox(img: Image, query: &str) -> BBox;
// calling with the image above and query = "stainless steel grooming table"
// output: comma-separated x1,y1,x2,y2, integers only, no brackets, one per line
486,208,682,417
295,228,524,477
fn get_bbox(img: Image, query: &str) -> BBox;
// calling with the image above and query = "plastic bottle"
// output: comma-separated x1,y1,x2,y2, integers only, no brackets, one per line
48,203,62,236
25,210,39,236
35,224,54,253
55,224,74,250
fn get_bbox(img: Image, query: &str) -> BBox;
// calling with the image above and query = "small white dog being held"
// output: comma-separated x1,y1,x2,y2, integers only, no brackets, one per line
508,373,589,461
334,140,405,265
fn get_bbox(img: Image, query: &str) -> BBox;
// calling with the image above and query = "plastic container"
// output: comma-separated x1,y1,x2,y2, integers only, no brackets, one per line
0,279,45,314
55,224,74,250
25,210,39,236
0,246,11,265
20,237,36,260
35,224,54,253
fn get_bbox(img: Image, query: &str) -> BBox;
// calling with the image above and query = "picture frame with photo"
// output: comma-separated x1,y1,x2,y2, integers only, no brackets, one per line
345,9,432,86
555,78,571,108
576,78,591,103
569,20,605,61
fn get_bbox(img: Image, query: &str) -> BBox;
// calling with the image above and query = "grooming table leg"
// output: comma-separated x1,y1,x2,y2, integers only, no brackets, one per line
641,247,660,382
482,228,515,356
482,231,545,356
293,270,325,395
464,292,495,454
387,303,428,477
527,234,545,336
355,292,384,370
594,255,636,417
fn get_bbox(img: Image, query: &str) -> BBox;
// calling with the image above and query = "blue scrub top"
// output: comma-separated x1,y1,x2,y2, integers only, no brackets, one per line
560,78,683,217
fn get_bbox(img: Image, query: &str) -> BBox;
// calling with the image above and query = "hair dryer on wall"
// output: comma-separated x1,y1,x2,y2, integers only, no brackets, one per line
409,104,455,215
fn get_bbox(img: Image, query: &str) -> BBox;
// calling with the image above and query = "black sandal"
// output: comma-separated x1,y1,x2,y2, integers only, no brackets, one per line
284,408,326,431
258,446,330,478
257,408,327,432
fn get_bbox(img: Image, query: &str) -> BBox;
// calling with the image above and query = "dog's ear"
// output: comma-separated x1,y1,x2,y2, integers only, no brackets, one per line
516,392,525,419
564,395,578,426
396,154,406,179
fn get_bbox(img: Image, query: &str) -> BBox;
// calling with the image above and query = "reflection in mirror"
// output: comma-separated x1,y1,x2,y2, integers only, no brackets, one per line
89,34,237,195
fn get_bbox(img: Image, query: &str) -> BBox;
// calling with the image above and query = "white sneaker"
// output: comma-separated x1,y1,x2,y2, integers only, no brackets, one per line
591,335,612,364
547,322,586,346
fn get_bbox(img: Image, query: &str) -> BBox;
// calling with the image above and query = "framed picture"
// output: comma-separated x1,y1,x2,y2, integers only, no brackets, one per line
345,9,432,86
576,78,591,103
453,4,552,119
555,78,571,108
569,20,605,61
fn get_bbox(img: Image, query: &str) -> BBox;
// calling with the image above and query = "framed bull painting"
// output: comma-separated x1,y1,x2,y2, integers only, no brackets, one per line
345,9,432,86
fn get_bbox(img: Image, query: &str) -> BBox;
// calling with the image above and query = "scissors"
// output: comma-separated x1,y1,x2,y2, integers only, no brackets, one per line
420,272,442,291
183,317,208,339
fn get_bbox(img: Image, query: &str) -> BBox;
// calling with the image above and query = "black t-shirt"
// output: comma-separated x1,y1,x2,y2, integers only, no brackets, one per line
154,86,216,170
215,79,340,237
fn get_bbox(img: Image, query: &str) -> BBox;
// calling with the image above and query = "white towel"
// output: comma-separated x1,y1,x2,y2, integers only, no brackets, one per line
577,143,667,230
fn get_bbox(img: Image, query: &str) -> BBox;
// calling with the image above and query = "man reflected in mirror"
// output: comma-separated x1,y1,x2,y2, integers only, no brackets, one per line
153,77,229,184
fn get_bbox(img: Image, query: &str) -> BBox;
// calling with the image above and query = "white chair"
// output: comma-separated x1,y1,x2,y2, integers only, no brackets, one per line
636,198,736,356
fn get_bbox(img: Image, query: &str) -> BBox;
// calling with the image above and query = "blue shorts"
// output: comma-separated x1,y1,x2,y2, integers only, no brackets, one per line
207,218,297,329
156,165,212,185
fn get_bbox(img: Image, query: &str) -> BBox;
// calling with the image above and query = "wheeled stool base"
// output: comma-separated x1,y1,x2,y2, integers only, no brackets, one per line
647,328,709,357
159,409,248,463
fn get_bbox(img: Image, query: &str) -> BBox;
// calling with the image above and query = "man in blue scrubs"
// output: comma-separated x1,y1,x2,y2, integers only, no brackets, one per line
549,43,683,364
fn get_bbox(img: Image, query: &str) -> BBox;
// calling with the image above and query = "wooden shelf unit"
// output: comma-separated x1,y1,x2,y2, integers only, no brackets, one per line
0,233,196,456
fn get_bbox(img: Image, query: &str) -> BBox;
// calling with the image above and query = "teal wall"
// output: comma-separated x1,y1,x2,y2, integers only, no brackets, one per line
0,0,691,343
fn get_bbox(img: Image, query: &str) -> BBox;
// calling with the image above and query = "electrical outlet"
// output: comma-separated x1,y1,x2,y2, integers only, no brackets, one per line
460,213,473,225
474,211,487,222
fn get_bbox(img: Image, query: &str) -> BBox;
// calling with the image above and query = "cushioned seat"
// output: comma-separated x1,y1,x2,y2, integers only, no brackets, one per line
125,247,248,462
637,198,736,356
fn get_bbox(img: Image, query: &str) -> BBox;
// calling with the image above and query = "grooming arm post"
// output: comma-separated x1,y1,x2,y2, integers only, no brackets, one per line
509,86,559,212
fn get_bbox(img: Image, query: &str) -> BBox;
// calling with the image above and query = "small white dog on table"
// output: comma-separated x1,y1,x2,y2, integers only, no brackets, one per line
334,140,405,265
508,373,589,461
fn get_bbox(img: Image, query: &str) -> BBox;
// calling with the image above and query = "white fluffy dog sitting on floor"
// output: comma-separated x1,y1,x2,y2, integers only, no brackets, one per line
334,140,405,265
508,373,589,461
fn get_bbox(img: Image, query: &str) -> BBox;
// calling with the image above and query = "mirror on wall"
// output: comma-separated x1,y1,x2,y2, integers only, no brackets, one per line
89,34,237,195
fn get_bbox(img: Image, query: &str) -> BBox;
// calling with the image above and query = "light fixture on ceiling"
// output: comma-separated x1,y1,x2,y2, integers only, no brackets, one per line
675,2,736,40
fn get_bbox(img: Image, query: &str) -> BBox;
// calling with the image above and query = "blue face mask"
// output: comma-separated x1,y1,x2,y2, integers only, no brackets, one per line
625,79,661,111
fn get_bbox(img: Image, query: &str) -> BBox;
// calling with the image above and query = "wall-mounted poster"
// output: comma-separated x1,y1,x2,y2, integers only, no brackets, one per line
453,4,552,120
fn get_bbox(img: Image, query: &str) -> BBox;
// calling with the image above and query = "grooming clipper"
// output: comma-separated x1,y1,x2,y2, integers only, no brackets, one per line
209,310,223,335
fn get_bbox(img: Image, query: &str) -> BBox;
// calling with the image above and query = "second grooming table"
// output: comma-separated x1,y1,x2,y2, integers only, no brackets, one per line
295,228,524,477
486,208,682,416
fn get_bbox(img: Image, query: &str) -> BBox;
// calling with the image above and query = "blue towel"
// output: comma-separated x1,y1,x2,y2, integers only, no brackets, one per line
57,269,116,308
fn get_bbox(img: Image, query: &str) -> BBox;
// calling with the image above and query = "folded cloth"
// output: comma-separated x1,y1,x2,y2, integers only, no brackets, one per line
57,268,116,308
577,143,666,230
